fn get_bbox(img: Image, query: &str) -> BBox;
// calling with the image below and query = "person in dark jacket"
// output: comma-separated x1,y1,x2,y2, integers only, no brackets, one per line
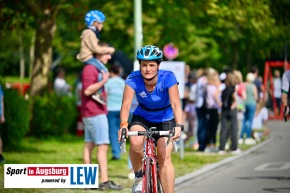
218,72,240,154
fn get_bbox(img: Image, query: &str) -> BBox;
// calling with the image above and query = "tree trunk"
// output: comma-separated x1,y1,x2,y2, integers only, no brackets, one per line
29,30,36,81
19,30,25,79
30,14,57,97
19,29,25,93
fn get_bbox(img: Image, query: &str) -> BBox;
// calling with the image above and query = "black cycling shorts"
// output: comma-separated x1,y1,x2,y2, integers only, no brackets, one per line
129,114,176,141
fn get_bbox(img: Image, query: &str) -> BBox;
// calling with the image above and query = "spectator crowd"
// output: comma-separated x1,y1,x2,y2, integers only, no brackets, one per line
181,65,272,155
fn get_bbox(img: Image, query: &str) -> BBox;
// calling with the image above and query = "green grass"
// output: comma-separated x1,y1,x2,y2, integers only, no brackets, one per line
0,135,255,193
2,76,30,84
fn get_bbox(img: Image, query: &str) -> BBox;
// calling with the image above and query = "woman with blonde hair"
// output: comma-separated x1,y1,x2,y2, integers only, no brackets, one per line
204,68,221,152
195,68,208,151
239,72,258,145
233,70,247,140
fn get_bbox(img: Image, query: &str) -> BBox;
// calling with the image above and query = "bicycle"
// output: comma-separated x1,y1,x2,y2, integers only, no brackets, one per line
120,126,177,193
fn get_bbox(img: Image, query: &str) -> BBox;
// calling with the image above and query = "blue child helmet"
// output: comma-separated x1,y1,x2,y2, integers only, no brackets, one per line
85,10,106,26
136,45,163,62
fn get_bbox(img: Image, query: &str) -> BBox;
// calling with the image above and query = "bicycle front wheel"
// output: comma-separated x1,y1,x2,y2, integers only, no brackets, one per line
144,158,153,193
157,165,163,193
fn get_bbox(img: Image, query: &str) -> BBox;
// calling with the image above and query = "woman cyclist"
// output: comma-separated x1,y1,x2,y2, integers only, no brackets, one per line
282,69,290,118
118,45,183,193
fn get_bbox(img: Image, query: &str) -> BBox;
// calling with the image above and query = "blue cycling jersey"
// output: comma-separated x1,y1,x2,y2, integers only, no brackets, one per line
126,70,178,123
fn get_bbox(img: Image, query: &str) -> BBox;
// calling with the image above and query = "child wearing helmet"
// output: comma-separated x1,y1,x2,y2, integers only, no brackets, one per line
77,10,115,105
118,45,183,193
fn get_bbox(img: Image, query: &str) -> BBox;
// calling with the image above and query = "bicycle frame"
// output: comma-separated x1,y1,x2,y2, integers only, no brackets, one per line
120,127,176,193
142,133,160,193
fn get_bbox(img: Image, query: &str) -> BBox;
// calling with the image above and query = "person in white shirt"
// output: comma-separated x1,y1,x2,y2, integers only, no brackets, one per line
252,100,269,142
281,70,290,118
272,70,282,114
53,67,72,97
184,73,198,149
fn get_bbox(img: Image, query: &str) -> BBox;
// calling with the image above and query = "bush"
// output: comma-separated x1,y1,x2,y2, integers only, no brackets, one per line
30,93,77,137
2,88,30,150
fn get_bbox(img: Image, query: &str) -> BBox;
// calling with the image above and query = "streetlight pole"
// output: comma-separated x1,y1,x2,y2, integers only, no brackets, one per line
134,0,143,56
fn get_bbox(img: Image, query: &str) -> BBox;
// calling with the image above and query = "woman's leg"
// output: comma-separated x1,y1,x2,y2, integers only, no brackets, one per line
108,111,121,159
157,138,174,193
240,107,249,139
230,109,238,150
219,111,228,151
196,108,207,151
246,104,257,138
207,109,219,146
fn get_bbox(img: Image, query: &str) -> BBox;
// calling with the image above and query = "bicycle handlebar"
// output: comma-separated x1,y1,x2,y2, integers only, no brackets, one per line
120,127,177,153
126,130,171,136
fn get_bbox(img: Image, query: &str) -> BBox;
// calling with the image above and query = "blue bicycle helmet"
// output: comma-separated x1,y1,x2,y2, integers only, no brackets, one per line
85,10,106,26
136,45,163,62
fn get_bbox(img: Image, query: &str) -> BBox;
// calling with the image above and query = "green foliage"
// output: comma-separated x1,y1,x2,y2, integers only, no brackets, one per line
1,88,30,150
1,0,290,81
30,93,77,137
1,76,30,84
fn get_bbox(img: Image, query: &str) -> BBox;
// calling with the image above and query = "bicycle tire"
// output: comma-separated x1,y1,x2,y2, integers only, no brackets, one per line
150,157,162,193
144,158,153,193
157,163,163,193
157,177,163,193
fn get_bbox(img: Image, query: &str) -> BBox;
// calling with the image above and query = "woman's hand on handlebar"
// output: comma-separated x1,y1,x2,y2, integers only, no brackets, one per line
118,127,129,142
171,126,181,141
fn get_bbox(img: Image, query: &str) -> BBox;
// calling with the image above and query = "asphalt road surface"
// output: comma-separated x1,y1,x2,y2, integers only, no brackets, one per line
175,120,290,193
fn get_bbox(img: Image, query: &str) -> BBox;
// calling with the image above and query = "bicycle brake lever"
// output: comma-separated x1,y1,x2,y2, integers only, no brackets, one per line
120,128,127,153
165,127,175,147
165,134,172,147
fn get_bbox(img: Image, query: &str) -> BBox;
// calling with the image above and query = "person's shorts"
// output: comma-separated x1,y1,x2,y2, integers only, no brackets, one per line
129,114,176,141
83,114,110,145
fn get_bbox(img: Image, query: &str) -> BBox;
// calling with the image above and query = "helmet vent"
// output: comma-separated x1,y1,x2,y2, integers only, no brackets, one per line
145,49,150,56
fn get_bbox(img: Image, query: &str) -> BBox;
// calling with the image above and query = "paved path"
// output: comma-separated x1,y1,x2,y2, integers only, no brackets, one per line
175,120,290,193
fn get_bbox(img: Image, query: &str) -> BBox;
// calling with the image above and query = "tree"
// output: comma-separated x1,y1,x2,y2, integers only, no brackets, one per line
29,2,60,96
0,0,34,81
204,0,275,70
0,0,60,96
1,0,289,92
267,0,290,62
